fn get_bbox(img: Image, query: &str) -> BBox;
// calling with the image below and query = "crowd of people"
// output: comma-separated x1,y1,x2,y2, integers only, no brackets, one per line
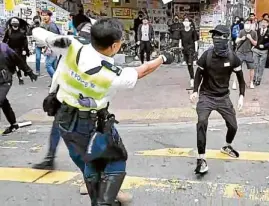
133,10,198,88
230,12,269,88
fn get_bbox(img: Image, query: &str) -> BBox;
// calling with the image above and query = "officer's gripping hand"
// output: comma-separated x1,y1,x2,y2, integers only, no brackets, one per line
237,95,244,111
190,92,198,103
53,37,72,48
161,51,174,64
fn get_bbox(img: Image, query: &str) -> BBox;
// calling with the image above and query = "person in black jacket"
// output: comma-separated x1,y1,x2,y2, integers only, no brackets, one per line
0,43,37,135
137,16,154,63
169,15,181,47
133,11,143,57
3,17,30,85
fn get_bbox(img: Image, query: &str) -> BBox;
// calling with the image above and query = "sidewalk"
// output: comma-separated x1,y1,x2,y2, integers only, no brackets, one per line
13,63,269,124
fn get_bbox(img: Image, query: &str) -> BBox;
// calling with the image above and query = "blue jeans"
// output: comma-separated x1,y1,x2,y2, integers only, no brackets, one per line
45,55,57,78
48,119,61,157
58,112,126,178
35,47,42,73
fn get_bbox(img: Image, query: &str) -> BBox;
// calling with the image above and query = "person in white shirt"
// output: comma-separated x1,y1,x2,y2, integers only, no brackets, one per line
137,16,154,63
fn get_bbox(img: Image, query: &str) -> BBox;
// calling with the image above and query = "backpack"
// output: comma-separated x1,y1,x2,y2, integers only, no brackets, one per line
231,24,240,39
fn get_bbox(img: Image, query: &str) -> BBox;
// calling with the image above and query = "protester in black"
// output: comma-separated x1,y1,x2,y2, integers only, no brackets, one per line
3,17,30,85
133,11,143,57
179,17,198,88
0,43,37,135
169,15,181,47
190,25,245,174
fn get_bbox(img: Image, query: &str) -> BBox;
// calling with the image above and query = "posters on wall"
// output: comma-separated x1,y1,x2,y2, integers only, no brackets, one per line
199,0,222,56
112,7,132,19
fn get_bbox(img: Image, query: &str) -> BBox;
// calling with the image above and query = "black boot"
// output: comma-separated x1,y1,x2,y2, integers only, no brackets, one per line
32,152,55,170
85,175,99,206
96,172,126,206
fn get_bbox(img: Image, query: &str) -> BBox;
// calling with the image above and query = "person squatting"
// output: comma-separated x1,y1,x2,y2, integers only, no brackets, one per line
33,17,173,206
190,25,245,174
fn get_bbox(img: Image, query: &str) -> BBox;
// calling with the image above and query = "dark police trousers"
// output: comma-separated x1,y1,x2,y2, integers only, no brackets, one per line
196,93,238,154
56,104,126,206
0,83,16,125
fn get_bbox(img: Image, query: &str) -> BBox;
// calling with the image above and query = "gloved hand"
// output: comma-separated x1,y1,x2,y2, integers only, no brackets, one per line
237,95,244,111
136,41,140,45
28,72,38,82
53,37,72,48
22,51,26,55
78,94,97,108
161,51,174,64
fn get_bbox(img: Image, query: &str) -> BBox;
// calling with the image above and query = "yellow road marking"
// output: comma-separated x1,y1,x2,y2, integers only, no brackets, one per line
136,148,269,161
0,167,268,201
0,168,79,184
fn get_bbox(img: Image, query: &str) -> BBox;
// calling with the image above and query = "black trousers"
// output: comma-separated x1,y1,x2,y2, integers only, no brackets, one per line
183,49,195,79
0,83,16,125
196,94,238,154
16,54,27,79
140,41,151,63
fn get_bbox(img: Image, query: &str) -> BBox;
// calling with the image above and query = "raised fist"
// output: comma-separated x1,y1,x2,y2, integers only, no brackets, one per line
162,51,174,64
53,37,72,48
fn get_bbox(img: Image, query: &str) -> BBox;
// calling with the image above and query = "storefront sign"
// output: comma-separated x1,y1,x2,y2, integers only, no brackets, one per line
112,7,132,19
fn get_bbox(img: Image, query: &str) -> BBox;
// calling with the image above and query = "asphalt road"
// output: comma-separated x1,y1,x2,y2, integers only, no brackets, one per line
0,119,269,206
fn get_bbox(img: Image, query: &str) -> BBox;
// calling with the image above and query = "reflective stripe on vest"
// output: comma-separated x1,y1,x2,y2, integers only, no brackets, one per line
59,42,116,110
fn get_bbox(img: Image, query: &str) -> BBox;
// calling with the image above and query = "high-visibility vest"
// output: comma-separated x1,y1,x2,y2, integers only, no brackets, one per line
58,38,121,110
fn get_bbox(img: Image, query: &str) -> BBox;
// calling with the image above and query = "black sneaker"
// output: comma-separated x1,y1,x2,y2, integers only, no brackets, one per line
2,124,19,135
221,145,239,158
194,159,208,174
19,79,24,85
32,159,54,170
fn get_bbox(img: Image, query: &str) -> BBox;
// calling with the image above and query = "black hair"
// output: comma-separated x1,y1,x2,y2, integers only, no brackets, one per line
261,18,269,23
262,13,269,18
69,13,75,17
91,18,123,50
42,10,52,16
138,11,143,15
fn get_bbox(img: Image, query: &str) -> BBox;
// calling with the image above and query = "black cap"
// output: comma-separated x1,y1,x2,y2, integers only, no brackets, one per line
209,25,230,35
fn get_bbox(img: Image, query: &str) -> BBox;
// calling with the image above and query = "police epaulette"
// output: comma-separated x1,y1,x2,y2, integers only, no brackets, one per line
101,60,122,76
73,36,90,45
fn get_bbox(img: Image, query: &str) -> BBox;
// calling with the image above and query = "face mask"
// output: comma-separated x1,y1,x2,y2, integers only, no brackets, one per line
139,15,143,18
11,23,19,30
174,18,178,22
244,24,251,32
183,22,190,28
213,38,229,57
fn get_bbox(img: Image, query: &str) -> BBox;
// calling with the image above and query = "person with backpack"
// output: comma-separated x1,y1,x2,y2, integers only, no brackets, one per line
232,19,257,89
3,17,31,85
231,16,242,51
41,10,61,78
190,25,245,174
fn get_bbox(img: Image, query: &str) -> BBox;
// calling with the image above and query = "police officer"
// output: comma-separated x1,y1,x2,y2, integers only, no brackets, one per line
0,43,37,135
190,25,245,174
32,18,173,205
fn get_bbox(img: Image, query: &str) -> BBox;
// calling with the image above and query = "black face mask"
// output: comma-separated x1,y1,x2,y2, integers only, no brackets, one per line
174,18,178,22
213,38,229,57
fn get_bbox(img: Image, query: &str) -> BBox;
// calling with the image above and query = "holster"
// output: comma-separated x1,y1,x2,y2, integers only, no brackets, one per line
0,68,12,84
43,92,61,116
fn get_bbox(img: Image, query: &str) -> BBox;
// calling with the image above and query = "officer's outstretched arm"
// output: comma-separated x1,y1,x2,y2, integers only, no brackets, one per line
135,52,173,79
32,28,72,56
